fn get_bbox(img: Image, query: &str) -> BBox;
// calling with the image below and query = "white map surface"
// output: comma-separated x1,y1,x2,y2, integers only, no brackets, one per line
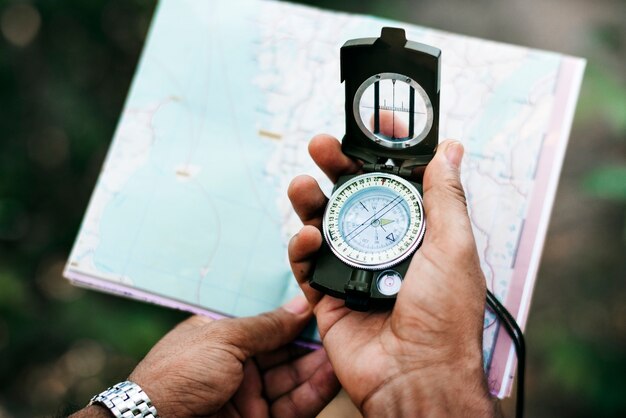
64,0,585,397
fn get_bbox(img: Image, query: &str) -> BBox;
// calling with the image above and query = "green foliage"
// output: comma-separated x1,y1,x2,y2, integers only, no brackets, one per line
577,65,626,136
577,22,626,244
0,270,28,310
583,165,626,201
533,323,626,416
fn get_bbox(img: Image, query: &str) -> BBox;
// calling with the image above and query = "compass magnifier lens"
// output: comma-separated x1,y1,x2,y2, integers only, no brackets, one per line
353,73,433,149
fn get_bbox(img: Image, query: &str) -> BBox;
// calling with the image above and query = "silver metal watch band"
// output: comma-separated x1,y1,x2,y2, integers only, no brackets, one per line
89,381,159,418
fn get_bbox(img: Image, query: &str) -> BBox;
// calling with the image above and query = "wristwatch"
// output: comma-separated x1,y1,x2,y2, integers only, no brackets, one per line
89,381,159,418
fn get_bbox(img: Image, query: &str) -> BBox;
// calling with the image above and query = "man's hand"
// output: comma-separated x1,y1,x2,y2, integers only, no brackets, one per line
73,296,339,418
288,135,499,417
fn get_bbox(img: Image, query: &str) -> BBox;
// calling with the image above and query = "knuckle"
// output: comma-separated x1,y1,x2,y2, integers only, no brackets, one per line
274,393,302,418
454,240,478,262
439,229,477,262
442,176,467,208
259,311,286,334
185,315,212,327
209,320,241,343
286,362,302,385
426,227,478,264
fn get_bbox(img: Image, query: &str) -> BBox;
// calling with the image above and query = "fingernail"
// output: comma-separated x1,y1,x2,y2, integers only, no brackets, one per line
282,295,310,314
445,141,464,169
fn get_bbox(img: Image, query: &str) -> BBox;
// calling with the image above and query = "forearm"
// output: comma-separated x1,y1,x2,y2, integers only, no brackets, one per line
69,405,112,418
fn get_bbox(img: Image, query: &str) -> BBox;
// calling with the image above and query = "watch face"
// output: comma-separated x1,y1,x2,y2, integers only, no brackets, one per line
323,173,425,270
353,72,433,149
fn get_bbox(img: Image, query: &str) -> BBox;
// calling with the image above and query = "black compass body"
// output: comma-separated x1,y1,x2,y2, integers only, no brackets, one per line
310,27,441,311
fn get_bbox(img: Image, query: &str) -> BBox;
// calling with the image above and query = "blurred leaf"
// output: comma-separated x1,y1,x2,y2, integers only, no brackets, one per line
577,65,626,136
0,198,27,240
57,294,182,357
549,339,595,393
0,270,28,309
583,165,626,201
589,23,623,53
536,326,626,415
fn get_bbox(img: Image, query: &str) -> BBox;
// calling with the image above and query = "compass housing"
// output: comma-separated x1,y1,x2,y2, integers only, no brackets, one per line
341,27,440,169
311,28,440,311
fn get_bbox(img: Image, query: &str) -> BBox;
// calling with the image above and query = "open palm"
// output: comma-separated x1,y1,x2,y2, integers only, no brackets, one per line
287,134,497,417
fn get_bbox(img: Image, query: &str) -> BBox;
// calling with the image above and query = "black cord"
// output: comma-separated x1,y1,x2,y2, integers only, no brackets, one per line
486,289,525,418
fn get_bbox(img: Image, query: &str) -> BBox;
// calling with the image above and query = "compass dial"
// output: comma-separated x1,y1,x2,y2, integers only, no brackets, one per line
353,72,433,149
323,173,425,270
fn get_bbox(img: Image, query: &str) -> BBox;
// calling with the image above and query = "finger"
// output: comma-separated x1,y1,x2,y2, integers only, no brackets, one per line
232,360,268,418
371,109,409,139
288,175,327,229
420,140,476,254
369,109,424,182
255,344,311,371
263,348,330,400
309,134,361,183
288,225,323,304
269,358,340,418
394,141,484,339
216,295,312,358
409,164,426,184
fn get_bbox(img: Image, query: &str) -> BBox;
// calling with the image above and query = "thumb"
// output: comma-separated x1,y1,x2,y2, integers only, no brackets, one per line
217,295,312,357
421,140,474,249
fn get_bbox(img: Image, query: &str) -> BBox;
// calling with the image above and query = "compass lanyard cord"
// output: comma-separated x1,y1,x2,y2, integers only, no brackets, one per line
486,289,525,418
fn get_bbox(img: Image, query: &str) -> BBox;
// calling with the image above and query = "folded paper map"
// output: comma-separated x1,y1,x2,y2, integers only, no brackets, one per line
64,0,585,397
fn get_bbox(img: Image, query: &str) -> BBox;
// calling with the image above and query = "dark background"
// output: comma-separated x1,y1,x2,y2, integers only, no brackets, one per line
0,0,624,417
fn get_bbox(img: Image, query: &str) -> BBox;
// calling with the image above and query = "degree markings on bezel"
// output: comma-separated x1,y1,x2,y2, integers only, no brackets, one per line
323,173,425,270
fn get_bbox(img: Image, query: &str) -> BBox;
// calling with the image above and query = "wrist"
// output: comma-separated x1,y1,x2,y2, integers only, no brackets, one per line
129,373,214,418
70,405,113,418
81,380,160,418
127,376,180,418
361,361,497,418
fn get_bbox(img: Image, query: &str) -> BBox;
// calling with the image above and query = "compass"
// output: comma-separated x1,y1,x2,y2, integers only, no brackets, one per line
310,27,440,311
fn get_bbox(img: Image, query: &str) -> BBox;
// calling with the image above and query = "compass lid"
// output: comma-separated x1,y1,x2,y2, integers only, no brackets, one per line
340,27,441,172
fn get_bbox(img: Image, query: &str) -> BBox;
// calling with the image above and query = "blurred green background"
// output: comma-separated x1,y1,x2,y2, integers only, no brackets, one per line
0,0,624,417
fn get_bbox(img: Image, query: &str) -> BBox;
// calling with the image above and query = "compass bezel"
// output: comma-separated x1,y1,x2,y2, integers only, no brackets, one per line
322,172,426,270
